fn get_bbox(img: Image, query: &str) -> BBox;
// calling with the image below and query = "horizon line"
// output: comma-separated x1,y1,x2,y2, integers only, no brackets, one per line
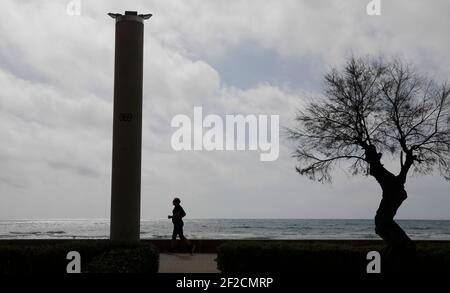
1,217,449,221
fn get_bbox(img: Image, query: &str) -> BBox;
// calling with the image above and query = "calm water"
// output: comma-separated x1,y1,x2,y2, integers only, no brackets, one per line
0,219,449,240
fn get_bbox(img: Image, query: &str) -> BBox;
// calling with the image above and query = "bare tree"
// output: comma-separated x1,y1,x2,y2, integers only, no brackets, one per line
289,56,450,270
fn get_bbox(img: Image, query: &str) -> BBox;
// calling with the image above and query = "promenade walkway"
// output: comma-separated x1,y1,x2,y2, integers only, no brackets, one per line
158,253,220,273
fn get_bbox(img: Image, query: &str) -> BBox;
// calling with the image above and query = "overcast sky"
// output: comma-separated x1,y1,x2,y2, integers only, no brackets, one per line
0,0,449,220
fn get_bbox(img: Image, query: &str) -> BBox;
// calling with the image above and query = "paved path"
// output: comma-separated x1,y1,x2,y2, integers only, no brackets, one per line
159,253,220,273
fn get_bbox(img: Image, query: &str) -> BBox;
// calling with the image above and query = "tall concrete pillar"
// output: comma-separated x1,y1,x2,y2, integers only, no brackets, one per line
108,11,151,243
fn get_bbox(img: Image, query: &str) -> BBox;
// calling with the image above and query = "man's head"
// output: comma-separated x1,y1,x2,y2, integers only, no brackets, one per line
173,197,181,206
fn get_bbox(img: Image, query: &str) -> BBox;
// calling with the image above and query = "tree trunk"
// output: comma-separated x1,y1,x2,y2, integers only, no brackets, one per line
364,145,416,272
375,187,416,272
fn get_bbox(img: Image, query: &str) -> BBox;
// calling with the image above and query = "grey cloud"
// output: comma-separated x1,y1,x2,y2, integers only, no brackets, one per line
46,159,100,178
0,176,28,190
0,0,449,219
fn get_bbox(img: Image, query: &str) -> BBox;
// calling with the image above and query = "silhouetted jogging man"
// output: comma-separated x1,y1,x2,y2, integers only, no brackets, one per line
168,197,195,254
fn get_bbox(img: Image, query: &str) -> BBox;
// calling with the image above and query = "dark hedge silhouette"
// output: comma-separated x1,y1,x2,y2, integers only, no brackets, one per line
288,56,450,272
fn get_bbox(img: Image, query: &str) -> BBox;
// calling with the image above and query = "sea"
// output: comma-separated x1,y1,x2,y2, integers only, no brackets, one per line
0,219,449,240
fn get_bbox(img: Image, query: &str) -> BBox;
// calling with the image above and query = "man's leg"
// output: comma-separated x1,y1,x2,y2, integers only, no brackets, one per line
179,227,195,255
170,226,178,252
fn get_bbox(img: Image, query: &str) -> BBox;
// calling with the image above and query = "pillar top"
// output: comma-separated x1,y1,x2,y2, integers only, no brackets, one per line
108,11,152,23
